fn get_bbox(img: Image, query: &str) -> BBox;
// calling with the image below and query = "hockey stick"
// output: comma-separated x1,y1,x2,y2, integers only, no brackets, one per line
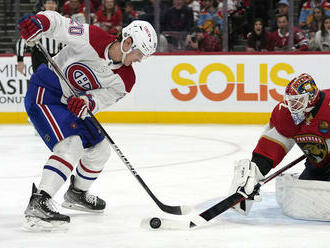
190,154,307,227
36,42,190,215
143,154,307,230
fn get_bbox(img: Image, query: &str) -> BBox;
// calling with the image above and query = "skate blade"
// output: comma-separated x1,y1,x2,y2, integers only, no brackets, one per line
62,201,104,213
22,216,69,232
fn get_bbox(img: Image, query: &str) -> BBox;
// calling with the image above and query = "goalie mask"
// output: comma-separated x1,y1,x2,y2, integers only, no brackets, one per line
120,20,158,63
284,73,320,125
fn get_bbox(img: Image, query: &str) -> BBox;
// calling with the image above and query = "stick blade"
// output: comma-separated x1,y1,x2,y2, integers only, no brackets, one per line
159,204,192,215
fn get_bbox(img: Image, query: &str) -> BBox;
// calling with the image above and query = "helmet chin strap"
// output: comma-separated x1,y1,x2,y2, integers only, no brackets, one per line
120,38,129,64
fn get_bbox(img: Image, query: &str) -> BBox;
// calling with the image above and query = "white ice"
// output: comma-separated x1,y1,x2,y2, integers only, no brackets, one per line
0,124,329,248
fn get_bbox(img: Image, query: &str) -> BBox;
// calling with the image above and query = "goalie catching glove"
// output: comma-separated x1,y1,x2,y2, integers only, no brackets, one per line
228,159,264,215
67,94,95,119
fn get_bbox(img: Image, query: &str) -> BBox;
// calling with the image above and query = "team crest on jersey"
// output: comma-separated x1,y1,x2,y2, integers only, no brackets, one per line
294,134,328,163
65,63,101,91
318,120,329,134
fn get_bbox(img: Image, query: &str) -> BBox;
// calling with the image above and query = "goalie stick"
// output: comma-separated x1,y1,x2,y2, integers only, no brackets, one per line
194,154,307,225
141,154,307,230
36,42,190,215
191,154,307,227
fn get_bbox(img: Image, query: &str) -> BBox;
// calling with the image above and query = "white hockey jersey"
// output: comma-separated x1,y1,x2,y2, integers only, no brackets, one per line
36,10,136,114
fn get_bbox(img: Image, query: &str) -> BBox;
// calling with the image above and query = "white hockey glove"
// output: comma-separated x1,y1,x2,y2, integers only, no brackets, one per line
228,159,264,215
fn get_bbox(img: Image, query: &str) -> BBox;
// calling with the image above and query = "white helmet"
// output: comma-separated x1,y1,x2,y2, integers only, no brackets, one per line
121,20,158,57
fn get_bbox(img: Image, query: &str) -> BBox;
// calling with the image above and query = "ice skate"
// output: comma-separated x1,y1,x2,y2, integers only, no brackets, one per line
62,175,106,213
23,183,70,231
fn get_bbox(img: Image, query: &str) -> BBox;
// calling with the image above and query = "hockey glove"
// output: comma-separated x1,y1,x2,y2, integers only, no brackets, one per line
67,94,95,119
18,14,43,46
228,159,264,215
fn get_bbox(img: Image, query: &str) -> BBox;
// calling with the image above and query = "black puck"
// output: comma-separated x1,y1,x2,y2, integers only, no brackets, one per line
149,217,161,229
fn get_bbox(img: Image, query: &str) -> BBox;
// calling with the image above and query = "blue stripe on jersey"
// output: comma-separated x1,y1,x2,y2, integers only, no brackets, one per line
44,165,67,181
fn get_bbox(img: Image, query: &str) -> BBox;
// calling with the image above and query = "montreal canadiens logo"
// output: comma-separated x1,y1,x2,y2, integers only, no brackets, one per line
65,63,101,91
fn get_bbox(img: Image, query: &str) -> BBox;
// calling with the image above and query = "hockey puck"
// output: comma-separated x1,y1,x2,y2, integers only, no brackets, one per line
149,217,161,229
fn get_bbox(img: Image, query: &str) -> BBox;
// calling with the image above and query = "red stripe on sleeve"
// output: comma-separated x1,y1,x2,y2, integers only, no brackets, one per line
36,14,50,32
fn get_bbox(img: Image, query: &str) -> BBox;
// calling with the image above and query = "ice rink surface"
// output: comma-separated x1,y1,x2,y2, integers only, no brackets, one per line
0,123,329,248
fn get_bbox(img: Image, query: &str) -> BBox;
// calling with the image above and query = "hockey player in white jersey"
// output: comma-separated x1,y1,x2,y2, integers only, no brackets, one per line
18,10,157,230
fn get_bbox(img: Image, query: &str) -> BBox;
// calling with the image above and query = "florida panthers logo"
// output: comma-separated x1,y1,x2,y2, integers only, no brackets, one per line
295,134,328,164
289,73,318,101
65,63,101,91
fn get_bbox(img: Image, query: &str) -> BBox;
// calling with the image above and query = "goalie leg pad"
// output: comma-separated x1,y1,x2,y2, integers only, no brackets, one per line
276,173,330,221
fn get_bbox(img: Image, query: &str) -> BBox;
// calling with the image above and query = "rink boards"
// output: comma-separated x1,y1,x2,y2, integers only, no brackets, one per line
0,52,329,124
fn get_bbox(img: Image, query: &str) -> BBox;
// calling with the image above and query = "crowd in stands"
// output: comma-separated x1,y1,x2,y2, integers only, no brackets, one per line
33,0,330,52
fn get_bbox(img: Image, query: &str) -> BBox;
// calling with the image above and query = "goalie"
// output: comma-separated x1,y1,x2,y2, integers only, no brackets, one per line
230,73,330,220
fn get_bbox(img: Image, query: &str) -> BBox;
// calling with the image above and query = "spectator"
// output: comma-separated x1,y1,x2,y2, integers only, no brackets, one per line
62,0,83,17
185,0,200,25
162,0,194,50
62,0,95,23
94,0,122,35
246,18,272,52
185,27,222,51
310,15,330,50
34,0,60,12
277,0,289,15
271,0,289,32
137,0,170,27
299,0,330,29
307,6,325,39
122,1,138,27
223,0,249,49
163,0,194,32
217,0,237,14
198,0,222,34
247,0,271,25
270,14,309,51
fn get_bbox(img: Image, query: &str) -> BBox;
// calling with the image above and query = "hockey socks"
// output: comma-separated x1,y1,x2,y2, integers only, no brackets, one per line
39,155,74,197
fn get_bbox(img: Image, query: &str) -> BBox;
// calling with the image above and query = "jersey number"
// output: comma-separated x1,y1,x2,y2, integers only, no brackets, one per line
68,19,84,35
